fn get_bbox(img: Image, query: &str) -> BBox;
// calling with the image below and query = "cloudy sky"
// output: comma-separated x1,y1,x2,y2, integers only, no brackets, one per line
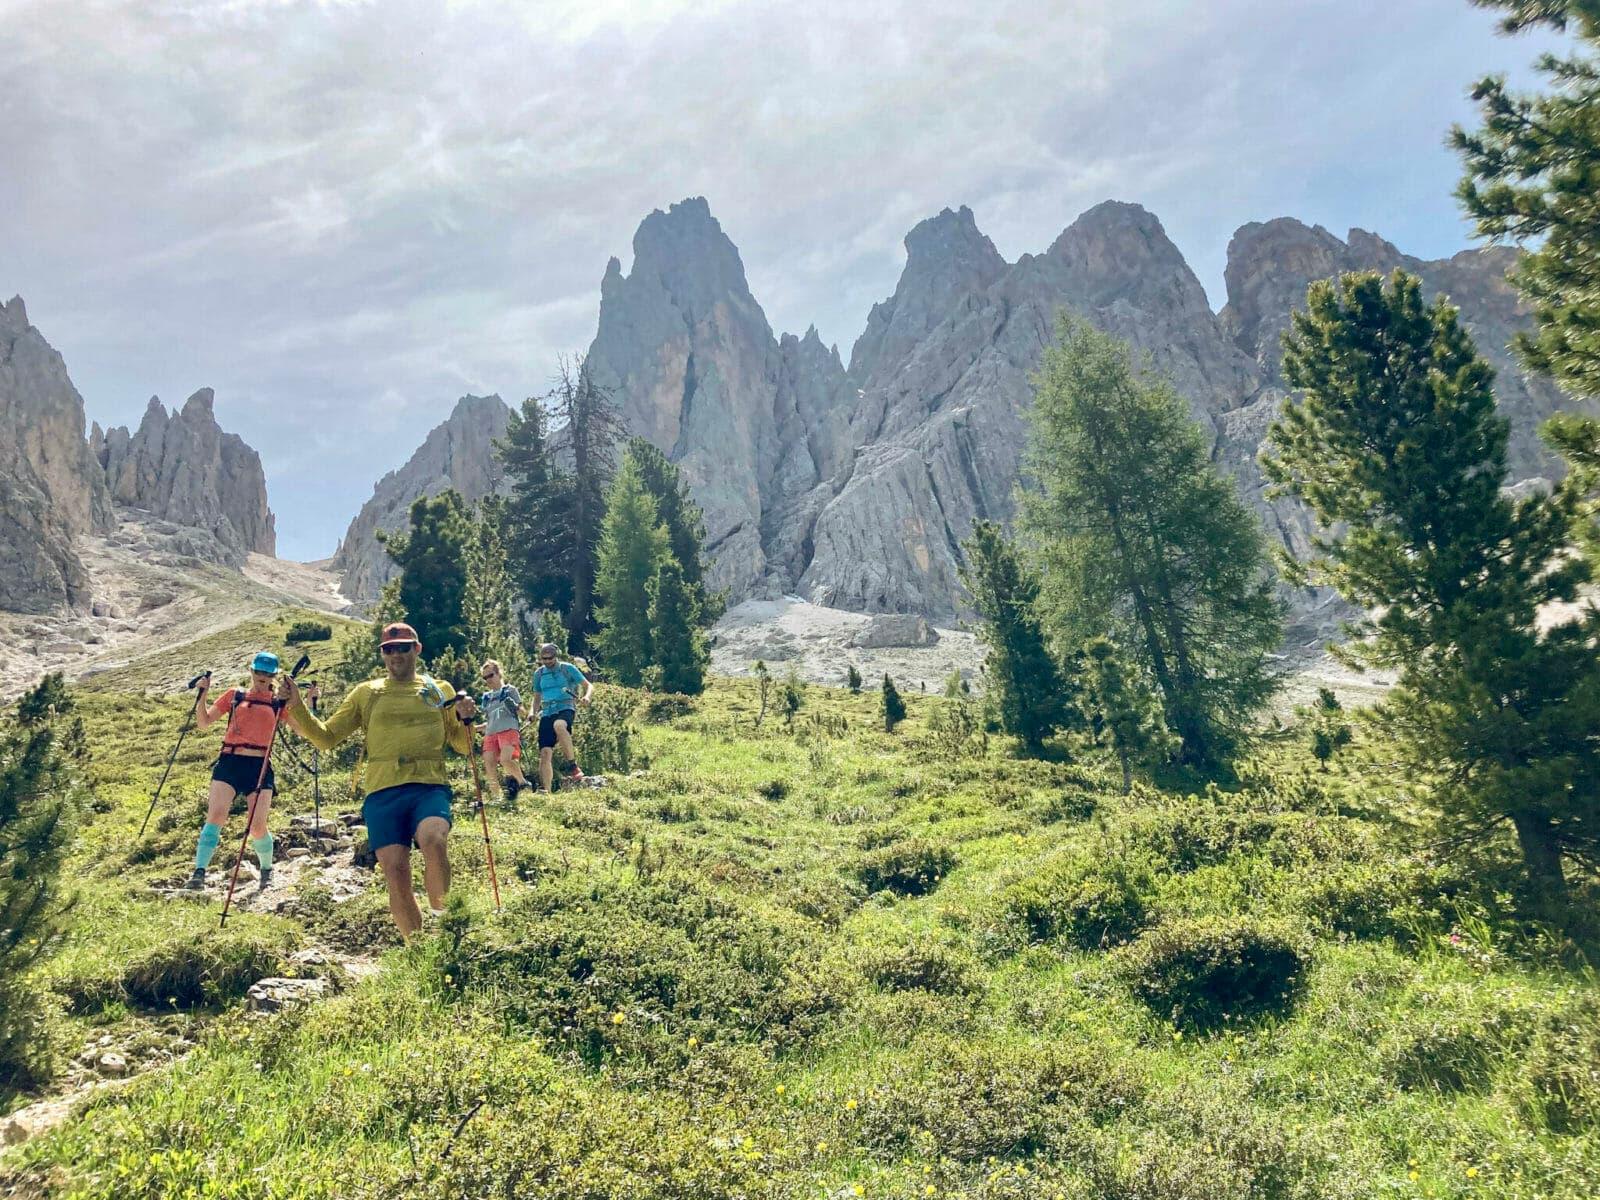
1,0,1561,560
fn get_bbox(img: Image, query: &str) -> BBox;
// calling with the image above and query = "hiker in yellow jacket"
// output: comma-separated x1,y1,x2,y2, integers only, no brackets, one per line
277,621,477,938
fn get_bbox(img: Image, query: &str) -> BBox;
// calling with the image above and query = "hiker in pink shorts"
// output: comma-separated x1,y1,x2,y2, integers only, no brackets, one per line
477,659,529,801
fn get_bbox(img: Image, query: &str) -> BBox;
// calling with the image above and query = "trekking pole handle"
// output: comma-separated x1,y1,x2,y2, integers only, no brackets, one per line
188,670,212,690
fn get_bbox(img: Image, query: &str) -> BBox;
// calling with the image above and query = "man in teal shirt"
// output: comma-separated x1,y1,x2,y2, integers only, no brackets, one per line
532,643,592,792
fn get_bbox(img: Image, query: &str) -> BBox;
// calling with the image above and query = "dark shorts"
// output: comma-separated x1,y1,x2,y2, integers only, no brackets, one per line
537,710,576,749
362,783,453,852
212,752,276,797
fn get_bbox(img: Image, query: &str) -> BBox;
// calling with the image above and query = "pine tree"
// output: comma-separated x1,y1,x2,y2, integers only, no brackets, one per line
627,437,724,624
960,519,1077,754
1265,269,1600,907
753,660,773,727
495,395,576,617
592,455,669,686
1,675,86,1096
1307,688,1353,774
1019,312,1283,768
553,356,627,649
335,578,407,684
1454,1,1600,398
537,608,569,656
881,674,907,733
462,503,530,684
779,667,805,730
379,488,472,657
1084,638,1170,795
846,664,863,693
649,559,708,695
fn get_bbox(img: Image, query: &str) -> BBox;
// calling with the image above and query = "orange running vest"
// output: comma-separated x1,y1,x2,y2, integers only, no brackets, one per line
220,688,279,753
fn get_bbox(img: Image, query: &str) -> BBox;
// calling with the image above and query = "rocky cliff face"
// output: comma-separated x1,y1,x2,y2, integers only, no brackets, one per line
0,296,115,612
333,394,512,604
93,388,276,567
576,198,1584,626
1219,218,1585,483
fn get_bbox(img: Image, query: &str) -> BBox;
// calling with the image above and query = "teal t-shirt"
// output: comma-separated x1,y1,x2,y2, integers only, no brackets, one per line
478,685,522,735
533,663,586,716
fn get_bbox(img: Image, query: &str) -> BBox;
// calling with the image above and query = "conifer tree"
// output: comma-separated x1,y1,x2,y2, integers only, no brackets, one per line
593,455,669,686
553,357,626,649
753,660,773,727
1084,638,1170,795
495,395,575,617
1454,0,1600,398
960,519,1077,754
1,674,86,1096
380,488,472,658
1265,269,1600,907
649,559,708,695
627,437,724,624
1020,312,1283,768
846,664,863,693
537,608,569,656
882,674,907,733
462,503,529,684
336,578,407,683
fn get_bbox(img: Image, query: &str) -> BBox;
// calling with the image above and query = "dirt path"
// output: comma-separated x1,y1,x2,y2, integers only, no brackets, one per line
0,825,385,1155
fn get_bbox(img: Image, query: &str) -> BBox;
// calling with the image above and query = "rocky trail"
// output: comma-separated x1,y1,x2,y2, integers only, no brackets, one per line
0,811,381,1155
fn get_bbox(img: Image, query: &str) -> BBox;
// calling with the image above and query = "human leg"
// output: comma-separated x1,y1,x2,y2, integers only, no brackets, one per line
375,843,422,937
554,714,581,779
539,747,554,792
247,787,275,887
414,815,452,914
500,740,527,786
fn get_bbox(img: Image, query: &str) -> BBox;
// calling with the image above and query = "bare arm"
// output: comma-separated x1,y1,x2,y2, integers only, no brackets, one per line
194,684,231,730
280,676,364,751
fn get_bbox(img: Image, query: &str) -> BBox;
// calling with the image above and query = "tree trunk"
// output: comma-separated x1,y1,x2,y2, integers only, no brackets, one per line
1510,811,1569,908
1120,752,1132,795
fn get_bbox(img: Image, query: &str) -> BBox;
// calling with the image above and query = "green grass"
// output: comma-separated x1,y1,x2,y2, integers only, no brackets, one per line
4,672,1599,1199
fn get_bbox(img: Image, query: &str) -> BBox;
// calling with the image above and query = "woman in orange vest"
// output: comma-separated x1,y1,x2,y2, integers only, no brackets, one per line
182,651,311,892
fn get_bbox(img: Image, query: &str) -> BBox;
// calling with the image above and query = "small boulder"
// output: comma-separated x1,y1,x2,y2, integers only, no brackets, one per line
96,1052,128,1077
285,847,310,860
246,977,328,1013
138,591,176,612
351,838,376,869
849,614,940,649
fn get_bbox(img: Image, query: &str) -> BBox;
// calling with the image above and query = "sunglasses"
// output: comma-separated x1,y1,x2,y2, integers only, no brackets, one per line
482,670,499,680
540,656,556,663
380,642,416,655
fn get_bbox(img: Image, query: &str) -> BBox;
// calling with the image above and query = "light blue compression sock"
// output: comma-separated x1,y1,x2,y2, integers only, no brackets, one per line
195,822,222,870
251,833,274,874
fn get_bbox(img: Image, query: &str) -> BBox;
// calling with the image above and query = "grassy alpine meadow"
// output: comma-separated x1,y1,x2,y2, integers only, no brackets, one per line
3,669,1599,1200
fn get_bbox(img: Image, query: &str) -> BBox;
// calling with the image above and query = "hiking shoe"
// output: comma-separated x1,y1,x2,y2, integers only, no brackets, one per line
257,867,274,892
567,765,585,783
183,869,206,891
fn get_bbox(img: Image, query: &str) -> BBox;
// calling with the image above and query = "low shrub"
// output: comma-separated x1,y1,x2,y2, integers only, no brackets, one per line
1121,803,1278,873
640,692,695,723
1000,853,1154,951
1379,1017,1495,1093
1511,991,1600,1133
853,1036,1145,1161
858,941,984,996
573,685,638,775
854,838,957,896
444,878,851,1062
66,927,296,1011
286,620,333,643
1116,916,1307,1030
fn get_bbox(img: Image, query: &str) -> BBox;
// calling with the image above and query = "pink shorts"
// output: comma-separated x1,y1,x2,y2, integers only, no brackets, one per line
482,729,522,760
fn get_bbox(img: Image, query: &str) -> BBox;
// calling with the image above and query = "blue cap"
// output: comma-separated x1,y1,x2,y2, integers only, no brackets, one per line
251,651,280,674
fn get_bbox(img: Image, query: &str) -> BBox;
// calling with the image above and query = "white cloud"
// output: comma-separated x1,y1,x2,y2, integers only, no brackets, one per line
0,0,1568,557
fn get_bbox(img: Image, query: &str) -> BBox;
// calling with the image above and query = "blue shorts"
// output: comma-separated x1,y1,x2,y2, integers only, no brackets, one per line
362,783,453,852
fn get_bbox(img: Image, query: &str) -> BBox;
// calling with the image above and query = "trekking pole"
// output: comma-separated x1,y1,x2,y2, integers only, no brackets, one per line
467,731,502,911
139,671,211,837
220,654,310,928
309,684,321,835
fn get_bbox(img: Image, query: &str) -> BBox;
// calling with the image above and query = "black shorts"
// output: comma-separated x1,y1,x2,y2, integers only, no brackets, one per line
211,752,276,796
537,710,576,749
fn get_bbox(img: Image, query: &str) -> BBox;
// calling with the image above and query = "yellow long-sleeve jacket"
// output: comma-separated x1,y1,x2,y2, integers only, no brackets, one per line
288,675,472,795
